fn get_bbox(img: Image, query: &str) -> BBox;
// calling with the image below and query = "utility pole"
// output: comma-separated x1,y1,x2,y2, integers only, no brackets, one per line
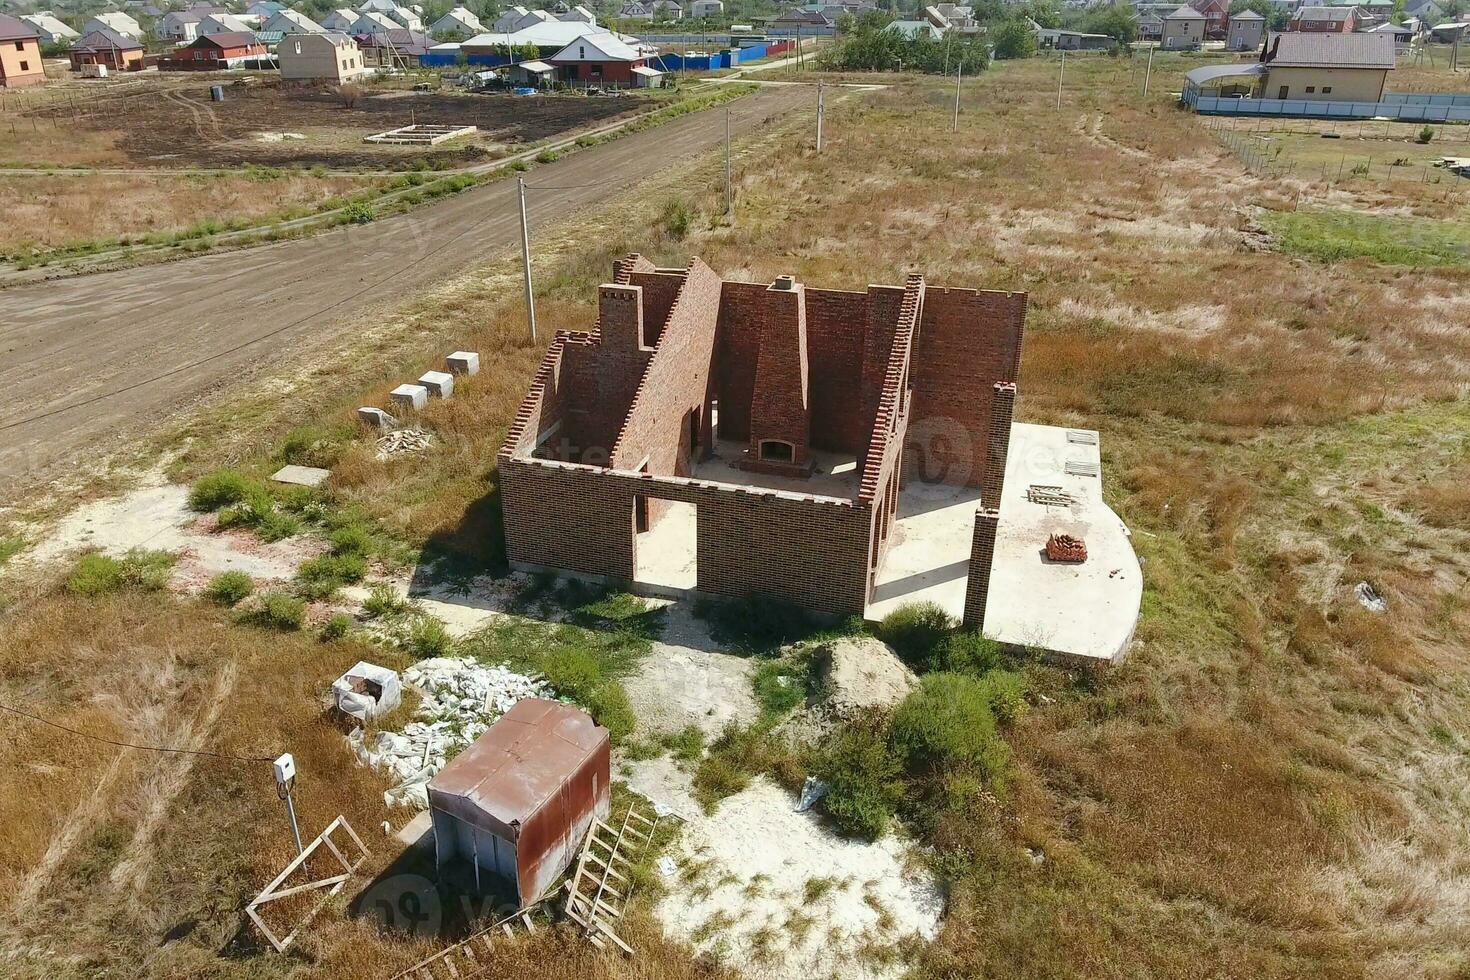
517,176,537,343
1143,45,1155,96
816,82,825,151
724,107,733,215
1056,50,1065,110
952,62,962,131
273,754,303,857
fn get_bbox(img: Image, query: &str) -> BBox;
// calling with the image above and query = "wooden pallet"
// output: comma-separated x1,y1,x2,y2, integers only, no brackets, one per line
387,903,548,980
563,804,659,956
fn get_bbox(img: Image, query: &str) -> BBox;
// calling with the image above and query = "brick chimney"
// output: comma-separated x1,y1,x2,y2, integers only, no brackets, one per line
597,282,647,351
739,275,812,476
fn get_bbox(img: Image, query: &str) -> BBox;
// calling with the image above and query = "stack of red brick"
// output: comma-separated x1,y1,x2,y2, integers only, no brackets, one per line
1046,533,1087,563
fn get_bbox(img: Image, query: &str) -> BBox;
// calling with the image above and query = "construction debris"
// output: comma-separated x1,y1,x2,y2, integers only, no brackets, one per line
446,351,481,375
1356,581,1387,613
349,657,549,807
358,406,399,431
391,383,428,411
1046,533,1088,563
331,661,401,722
375,427,434,460
564,803,660,956
271,464,332,488
418,370,455,399
246,816,369,952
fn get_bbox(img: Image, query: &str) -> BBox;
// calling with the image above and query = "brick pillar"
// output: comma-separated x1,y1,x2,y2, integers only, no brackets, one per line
598,283,645,351
982,382,1015,509
962,507,1001,631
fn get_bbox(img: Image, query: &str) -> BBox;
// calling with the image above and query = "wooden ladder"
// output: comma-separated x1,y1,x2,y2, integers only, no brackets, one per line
563,803,659,956
387,904,547,980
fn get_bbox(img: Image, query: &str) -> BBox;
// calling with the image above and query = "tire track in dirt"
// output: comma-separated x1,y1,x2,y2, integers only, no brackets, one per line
10,751,133,912
1075,113,1153,161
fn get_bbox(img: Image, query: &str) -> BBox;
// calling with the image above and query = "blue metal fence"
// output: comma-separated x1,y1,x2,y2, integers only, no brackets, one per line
1191,94,1470,122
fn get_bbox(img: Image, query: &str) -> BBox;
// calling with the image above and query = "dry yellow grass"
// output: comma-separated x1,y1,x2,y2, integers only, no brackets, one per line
4,54,1470,979
0,172,384,252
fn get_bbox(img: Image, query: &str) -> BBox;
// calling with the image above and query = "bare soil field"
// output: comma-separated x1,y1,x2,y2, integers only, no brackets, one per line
0,170,385,252
2,75,650,169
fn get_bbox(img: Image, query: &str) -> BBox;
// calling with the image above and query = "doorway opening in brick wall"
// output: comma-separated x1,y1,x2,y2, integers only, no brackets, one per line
632,494,697,593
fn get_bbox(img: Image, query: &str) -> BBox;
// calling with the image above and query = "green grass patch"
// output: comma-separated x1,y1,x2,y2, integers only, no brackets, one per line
237,591,306,631
1262,208,1470,267
203,570,254,607
0,534,23,567
65,550,176,597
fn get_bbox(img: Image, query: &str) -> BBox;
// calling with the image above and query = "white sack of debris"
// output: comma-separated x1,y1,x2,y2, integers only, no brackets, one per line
349,657,550,808
332,661,403,722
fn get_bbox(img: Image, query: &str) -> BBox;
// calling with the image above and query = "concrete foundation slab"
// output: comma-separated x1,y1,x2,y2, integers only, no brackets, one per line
391,383,428,411
418,371,454,399
446,351,480,376
634,500,697,592
693,439,859,499
866,482,982,623
270,464,332,488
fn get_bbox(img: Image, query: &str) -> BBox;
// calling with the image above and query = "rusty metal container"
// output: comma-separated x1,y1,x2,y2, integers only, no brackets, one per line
427,699,611,908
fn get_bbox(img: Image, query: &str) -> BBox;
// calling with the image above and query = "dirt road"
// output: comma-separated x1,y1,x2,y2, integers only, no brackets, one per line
0,85,811,496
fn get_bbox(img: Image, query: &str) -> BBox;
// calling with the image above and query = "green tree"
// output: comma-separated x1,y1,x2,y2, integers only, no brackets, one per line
991,18,1037,59
1082,5,1136,44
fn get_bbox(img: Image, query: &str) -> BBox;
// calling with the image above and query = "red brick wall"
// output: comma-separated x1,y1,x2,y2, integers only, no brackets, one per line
713,281,767,445
499,457,873,615
805,288,872,455
907,287,1026,488
962,507,1001,629
747,282,812,467
611,260,722,478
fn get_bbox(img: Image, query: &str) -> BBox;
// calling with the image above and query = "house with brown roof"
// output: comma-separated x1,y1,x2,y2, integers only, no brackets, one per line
69,27,146,71
1259,30,1395,100
0,15,46,88
1286,5,1357,32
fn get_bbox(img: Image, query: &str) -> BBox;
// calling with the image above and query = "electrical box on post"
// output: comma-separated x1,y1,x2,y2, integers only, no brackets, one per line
273,753,296,788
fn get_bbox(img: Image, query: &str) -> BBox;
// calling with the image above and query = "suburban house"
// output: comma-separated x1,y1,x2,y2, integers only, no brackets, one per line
0,15,46,88
385,6,424,30
1260,30,1395,100
1137,13,1163,39
351,11,400,33
1405,0,1444,25
547,31,655,84
1226,9,1265,50
460,22,649,60
1032,19,1113,49
1189,0,1229,37
772,8,833,27
322,8,359,31
278,30,367,81
20,13,78,46
1352,0,1395,27
430,6,482,35
69,28,146,70
1161,5,1207,48
83,11,142,40
689,0,725,16
561,5,598,24
505,8,556,30
246,0,286,18
648,0,684,18
889,18,944,39
492,5,532,30
158,31,268,69
156,10,203,41
495,254,1141,665
1286,5,1356,31
197,13,256,34
617,2,654,18
356,27,432,65
263,10,325,34
1367,20,1414,52
357,0,401,13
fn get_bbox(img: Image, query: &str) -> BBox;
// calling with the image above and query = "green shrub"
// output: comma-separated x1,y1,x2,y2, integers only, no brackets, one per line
255,509,303,542
876,601,956,671
809,722,904,840
238,591,305,631
693,721,785,811
342,200,376,224
406,615,453,657
977,669,1028,722
1418,125,1434,144
278,425,345,468
891,672,1009,780
752,656,809,718
320,613,354,641
991,18,1037,59
203,570,254,607
660,724,706,762
535,148,561,163
188,470,257,512
697,594,813,652
541,646,602,700
295,552,367,600
940,631,1002,675
66,550,175,597
587,682,636,744
329,523,375,557
363,583,408,618
659,198,693,240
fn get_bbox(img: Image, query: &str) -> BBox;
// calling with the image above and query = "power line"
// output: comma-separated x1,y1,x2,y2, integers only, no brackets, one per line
0,702,277,763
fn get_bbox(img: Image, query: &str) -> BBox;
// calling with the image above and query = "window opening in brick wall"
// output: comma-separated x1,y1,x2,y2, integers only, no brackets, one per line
759,440,794,463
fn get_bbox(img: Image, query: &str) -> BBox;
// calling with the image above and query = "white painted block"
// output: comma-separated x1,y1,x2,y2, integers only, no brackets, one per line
358,406,399,431
391,383,429,411
446,351,480,376
418,371,454,399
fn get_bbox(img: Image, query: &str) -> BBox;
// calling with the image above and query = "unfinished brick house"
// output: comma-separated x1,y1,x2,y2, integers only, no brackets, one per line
497,254,1032,628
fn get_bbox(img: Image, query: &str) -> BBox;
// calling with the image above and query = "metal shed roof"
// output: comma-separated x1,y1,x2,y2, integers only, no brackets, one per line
1184,62,1265,84
428,699,607,840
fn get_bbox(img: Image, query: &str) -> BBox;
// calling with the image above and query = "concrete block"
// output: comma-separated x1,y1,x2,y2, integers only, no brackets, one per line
391,383,429,411
418,371,454,399
358,406,399,431
446,351,480,376
270,465,332,488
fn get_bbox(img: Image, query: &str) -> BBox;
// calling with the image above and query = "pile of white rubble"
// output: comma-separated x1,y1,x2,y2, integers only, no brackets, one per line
348,657,551,808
